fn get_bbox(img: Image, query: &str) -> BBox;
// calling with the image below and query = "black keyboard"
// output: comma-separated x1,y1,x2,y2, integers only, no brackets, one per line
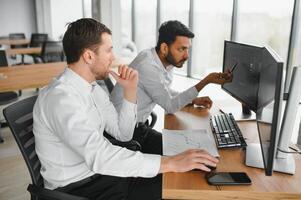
210,113,247,148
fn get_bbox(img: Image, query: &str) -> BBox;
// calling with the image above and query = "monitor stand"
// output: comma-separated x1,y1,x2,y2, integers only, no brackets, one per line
245,143,295,175
219,105,256,121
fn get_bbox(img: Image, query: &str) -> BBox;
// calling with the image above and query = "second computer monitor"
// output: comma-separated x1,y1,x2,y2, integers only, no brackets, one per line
222,41,263,111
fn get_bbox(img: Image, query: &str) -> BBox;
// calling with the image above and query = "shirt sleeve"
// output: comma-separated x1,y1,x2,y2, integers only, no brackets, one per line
103,98,137,142
140,65,198,114
44,91,161,178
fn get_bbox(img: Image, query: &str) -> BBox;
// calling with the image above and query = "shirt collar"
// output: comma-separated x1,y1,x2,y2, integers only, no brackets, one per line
62,68,96,93
151,48,173,72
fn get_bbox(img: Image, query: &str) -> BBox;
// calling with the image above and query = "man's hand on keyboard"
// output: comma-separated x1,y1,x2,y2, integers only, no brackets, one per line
192,96,213,109
159,149,219,173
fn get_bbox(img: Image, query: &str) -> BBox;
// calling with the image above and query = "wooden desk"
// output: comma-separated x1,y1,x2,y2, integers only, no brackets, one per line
0,62,66,92
0,39,29,45
0,57,130,92
163,105,301,199
5,47,42,56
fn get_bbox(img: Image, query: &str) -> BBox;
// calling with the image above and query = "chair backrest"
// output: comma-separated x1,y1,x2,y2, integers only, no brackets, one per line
9,33,27,48
96,77,114,95
3,95,44,187
30,34,48,48
0,50,8,66
104,78,114,93
41,41,65,63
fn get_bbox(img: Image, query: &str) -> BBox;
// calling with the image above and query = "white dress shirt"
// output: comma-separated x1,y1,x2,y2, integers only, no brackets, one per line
111,48,198,123
33,68,161,189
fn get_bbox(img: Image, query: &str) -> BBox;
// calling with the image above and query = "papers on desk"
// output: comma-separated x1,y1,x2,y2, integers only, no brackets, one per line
162,129,219,157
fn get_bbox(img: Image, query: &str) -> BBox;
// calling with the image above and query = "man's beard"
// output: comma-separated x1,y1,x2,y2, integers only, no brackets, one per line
166,51,187,68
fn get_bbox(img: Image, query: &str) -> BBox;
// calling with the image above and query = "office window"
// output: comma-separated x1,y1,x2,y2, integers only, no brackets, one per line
191,0,233,78
160,0,190,75
236,0,294,67
120,0,132,42
133,0,157,51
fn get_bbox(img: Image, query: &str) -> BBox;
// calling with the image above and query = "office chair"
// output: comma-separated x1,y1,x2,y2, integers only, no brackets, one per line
37,41,65,63
9,33,27,49
0,50,18,143
8,33,27,62
0,35,9,48
99,77,157,128
21,33,48,64
3,95,89,200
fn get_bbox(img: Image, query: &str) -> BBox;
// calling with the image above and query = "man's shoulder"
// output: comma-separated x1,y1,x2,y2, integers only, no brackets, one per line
39,79,80,104
131,49,159,70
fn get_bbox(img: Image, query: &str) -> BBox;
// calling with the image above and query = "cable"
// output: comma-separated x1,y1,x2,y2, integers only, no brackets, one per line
277,147,301,154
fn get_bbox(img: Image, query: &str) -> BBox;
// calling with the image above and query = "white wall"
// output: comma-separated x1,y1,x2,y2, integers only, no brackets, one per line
0,0,36,38
50,0,83,40
100,0,122,56
35,0,83,40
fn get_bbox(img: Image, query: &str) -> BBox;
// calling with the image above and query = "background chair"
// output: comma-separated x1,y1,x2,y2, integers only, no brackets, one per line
8,33,27,62
98,77,157,128
36,41,65,63
0,50,18,143
3,95,88,200
21,33,48,64
9,33,27,49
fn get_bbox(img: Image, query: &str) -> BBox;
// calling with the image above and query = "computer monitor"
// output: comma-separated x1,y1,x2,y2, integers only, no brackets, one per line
222,41,298,175
250,46,284,176
245,47,298,175
222,41,262,112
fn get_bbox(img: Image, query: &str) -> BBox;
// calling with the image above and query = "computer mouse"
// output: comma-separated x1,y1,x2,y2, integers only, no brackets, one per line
205,164,217,171
192,165,217,172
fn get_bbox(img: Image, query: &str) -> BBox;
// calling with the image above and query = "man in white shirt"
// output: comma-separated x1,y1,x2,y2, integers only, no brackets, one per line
33,18,219,200
111,20,232,124
111,20,231,158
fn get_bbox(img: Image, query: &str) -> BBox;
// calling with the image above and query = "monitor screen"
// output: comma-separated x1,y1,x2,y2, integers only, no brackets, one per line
255,47,283,176
222,41,263,111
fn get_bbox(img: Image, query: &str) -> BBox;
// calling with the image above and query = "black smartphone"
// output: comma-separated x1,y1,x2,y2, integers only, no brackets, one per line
206,172,251,185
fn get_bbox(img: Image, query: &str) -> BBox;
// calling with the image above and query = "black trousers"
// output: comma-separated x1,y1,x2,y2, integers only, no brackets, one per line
56,124,162,200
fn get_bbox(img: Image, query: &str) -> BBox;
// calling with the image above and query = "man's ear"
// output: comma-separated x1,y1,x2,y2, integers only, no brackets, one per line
160,43,169,57
82,49,94,64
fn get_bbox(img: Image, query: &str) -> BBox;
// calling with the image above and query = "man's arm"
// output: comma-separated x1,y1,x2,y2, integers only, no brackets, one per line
195,71,232,92
159,149,219,173
45,91,161,178
141,66,198,114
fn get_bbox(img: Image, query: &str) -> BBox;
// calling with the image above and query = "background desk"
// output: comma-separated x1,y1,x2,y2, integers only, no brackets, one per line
163,105,301,199
0,57,130,92
0,39,29,46
5,47,42,56
0,62,66,92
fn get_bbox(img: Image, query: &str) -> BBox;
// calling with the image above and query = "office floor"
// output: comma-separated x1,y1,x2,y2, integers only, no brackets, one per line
0,74,300,200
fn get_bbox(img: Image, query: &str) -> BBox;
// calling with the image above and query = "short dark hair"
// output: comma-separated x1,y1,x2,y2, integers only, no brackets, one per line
62,18,112,64
155,20,194,52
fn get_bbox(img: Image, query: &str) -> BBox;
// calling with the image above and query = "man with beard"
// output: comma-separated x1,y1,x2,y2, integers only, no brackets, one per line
111,20,232,153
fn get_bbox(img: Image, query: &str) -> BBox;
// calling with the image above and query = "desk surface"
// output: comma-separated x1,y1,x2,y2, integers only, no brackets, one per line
163,105,301,199
0,57,131,92
0,39,29,45
5,47,42,56
0,62,66,92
